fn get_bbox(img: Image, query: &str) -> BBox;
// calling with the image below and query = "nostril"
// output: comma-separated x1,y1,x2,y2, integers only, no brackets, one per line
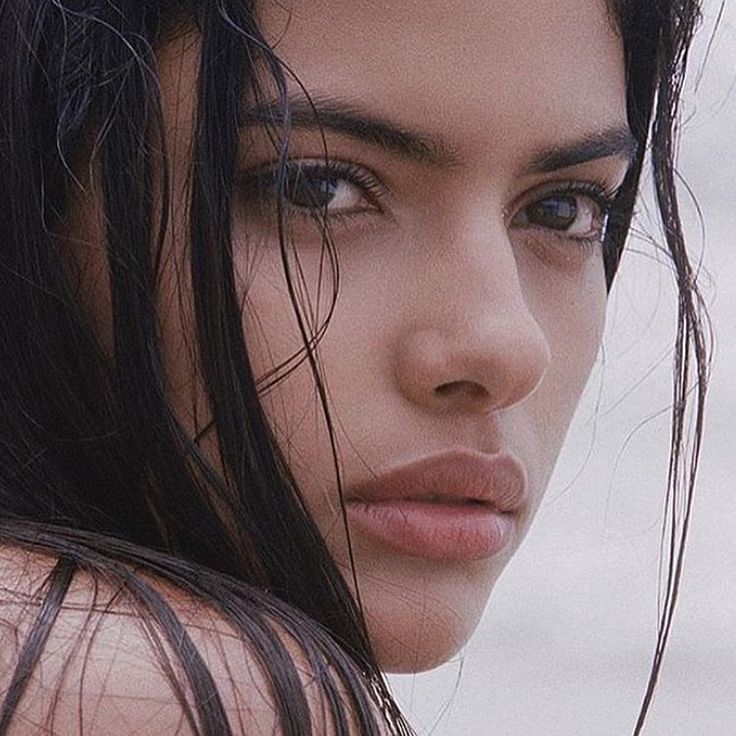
435,381,488,401
395,322,550,413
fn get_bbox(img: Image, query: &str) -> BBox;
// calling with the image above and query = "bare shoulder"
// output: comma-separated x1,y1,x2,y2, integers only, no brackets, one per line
0,546,383,736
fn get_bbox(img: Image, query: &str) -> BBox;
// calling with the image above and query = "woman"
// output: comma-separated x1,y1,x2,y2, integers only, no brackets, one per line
0,0,707,734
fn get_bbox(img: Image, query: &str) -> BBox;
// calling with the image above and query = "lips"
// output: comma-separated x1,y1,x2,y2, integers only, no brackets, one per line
344,450,527,561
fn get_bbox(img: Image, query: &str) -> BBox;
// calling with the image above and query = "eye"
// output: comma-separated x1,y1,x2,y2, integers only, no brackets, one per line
284,166,362,212
243,160,385,220
511,184,617,244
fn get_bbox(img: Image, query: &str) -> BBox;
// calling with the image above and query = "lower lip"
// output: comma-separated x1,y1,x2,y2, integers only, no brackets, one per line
345,499,514,561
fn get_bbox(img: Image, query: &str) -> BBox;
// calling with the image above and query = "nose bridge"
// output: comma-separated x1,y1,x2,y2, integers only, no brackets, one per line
395,217,552,413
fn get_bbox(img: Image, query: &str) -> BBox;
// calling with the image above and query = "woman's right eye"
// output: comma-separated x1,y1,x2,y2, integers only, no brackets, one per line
243,160,386,220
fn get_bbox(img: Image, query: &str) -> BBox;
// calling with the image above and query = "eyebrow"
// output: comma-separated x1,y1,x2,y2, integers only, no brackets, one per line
527,127,639,173
242,95,454,165
242,94,638,172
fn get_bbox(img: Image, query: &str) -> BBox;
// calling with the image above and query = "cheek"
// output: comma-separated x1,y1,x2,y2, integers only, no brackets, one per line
238,252,344,496
548,256,607,377
522,248,608,451
519,236,608,364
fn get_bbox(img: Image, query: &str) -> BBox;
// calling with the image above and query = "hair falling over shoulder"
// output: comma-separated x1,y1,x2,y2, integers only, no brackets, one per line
0,1,708,734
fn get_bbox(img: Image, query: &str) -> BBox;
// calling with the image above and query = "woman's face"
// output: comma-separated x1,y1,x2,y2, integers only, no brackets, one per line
151,0,629,672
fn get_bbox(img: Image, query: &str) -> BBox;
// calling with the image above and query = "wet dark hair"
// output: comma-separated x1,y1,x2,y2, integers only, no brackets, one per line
0,1,707,734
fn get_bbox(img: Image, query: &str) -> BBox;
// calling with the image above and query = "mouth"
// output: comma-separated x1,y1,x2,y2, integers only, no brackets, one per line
344,450,527,562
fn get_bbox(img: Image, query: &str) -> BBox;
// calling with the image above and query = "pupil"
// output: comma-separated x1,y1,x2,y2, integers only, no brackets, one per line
530,195,578,229
285,172,338,209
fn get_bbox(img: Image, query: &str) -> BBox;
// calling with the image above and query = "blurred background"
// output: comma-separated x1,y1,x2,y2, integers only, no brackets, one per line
388,2,736,733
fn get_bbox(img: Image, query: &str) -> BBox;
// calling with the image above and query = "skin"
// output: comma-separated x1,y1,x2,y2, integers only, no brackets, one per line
78,0,631,674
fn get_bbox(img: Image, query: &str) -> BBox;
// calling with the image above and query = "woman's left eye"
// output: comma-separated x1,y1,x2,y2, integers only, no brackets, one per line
511,186,615,243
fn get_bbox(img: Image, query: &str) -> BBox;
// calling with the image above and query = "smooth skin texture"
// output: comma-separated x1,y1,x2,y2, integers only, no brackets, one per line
229,0,629,672
72,0,632,679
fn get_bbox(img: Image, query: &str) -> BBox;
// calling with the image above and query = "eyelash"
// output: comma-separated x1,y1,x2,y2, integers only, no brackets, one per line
242,160,387,224
241,160,620,246
511,180,620,251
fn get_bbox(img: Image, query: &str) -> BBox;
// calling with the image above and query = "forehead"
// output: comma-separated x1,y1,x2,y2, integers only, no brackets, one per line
255,0,626,164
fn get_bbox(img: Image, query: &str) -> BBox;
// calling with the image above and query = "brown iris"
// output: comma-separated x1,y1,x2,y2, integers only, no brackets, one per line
526,195,579,230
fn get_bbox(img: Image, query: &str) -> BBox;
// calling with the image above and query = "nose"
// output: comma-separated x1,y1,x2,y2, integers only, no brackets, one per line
394,228,551,415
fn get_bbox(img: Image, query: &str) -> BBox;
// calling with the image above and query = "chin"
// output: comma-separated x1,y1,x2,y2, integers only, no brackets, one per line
357,564,494,673
375,638,466,675
368,603,478,673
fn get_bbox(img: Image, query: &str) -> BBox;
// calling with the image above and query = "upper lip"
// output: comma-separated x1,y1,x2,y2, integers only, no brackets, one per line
345,449,527,514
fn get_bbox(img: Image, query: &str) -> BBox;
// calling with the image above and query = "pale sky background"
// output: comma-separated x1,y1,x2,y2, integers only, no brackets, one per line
388,2,736,733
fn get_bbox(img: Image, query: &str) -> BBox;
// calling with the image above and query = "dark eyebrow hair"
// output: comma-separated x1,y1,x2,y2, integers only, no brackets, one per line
242,94,637,172
241,95,457,165
526,127,639,173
